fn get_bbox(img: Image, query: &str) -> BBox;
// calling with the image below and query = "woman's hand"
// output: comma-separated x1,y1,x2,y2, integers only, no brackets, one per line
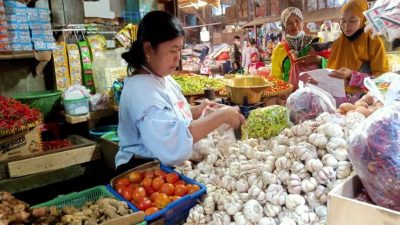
191,99,225,119
221,106,245,129
329,67,352,80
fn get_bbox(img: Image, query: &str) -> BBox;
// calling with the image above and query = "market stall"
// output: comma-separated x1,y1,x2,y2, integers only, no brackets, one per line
1,0,400,225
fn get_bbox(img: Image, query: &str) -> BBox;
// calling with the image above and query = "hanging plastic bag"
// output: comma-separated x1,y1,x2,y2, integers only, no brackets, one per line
190,108,216,162
348,79,400,211
286,82,336,124
191,107,236,161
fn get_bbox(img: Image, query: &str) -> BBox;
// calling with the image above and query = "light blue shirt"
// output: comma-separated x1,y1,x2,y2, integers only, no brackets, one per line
116,74,194,167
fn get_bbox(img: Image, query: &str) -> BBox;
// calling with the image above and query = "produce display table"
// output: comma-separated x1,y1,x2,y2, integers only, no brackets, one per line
64,109,117,129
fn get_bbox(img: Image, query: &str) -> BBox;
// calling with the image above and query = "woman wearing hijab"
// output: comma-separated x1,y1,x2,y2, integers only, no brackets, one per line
271,7,327,82
327,0,388,104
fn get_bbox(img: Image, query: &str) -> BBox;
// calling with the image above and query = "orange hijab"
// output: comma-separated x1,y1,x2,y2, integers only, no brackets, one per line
327,0,388,76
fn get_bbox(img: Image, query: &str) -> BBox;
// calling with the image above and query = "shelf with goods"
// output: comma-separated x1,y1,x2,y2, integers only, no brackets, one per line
0,51,35,60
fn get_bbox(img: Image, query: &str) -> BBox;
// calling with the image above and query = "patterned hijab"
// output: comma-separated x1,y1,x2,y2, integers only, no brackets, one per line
281,7,315,52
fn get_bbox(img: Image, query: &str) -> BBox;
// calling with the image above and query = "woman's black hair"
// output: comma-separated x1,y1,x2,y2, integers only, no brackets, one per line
249,38,256,45
121,11,185,75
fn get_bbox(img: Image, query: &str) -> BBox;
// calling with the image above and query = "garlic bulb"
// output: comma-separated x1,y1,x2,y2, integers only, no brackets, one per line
322,154,338,169
203,196,215,215
279,217,297,225
298,212,319,225
262,171,280,185
336,161,352,179
258,217,277,225
211,211,231,225
243,200,263,223
264,203,281,217
308,133,328,148
301,177,318,192
266,184,288,206
236,180,250,193
287,174,302,194
223,197,243,215
285,194,306,209
331,148,348,161
315,166,336,185
272,145,287,157
275,170,290,185
317,122,344,138
315,185,328,203
186,205,206,225
233,212,249,225
305,159,323,173
275,157,292,171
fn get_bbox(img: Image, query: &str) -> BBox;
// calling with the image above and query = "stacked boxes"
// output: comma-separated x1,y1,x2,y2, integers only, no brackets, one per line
28,8,55,50
4,0,32,51
0,0,10,52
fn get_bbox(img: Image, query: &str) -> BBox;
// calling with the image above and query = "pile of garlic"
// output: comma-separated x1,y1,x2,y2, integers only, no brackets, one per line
179,112,365,225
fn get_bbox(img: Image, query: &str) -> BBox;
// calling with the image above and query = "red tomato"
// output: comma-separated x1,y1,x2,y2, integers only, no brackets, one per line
166,173,179,184
186,184,201,194
144,186,155,196
128,183,140,190
121,187,133,201
144,171,155,179
128,171,143,183
132,187,147,202
169,196,181,202
160,183,175,196
145,207,159,216
154,193,171,209
152,177,165,191
175,180,186,185
154,169,167,179
115,184,124,195
116,178,130,186
142,177,153,188
137,197,152,211
150,192,160,201
174,184,188,196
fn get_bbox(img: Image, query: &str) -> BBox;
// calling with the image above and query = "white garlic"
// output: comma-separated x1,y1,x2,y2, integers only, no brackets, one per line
258,217,277,225
298,212,319,225
233,212,249,225
336,161,352,179
203,196,215,215
315,166,336,185
243,200,263,223
305,159,323,173
236,179,250,193
263,203,281,217
279,217,297,225
315,185,328,203
308,133,328,148
301,177,318,192
322,154,338,169
287,174,302,194
223,197,243,215
285,194,306,209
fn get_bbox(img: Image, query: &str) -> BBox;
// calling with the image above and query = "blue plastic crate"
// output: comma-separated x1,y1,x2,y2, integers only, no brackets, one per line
107,163,207,225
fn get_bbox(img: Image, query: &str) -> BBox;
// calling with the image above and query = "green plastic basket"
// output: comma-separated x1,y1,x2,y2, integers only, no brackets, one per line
31,186,115,210
12,90,62,117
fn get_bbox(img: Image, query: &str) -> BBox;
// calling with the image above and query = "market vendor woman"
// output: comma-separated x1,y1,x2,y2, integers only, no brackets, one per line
326,0,388,104
271,7,327,82
117,11,245,172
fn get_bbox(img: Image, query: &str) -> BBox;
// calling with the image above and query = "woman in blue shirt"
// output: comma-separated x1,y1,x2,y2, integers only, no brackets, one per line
117,11,245,172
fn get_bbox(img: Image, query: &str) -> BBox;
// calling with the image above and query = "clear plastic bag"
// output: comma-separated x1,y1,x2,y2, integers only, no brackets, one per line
191,107,236,161
190,108,216,162
348,79,400,211
286,82,336,124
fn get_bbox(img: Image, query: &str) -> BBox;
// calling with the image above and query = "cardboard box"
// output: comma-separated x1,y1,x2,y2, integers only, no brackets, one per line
0,126,42,162
99,136,119,170
328,174,400,225
102,211,145,225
